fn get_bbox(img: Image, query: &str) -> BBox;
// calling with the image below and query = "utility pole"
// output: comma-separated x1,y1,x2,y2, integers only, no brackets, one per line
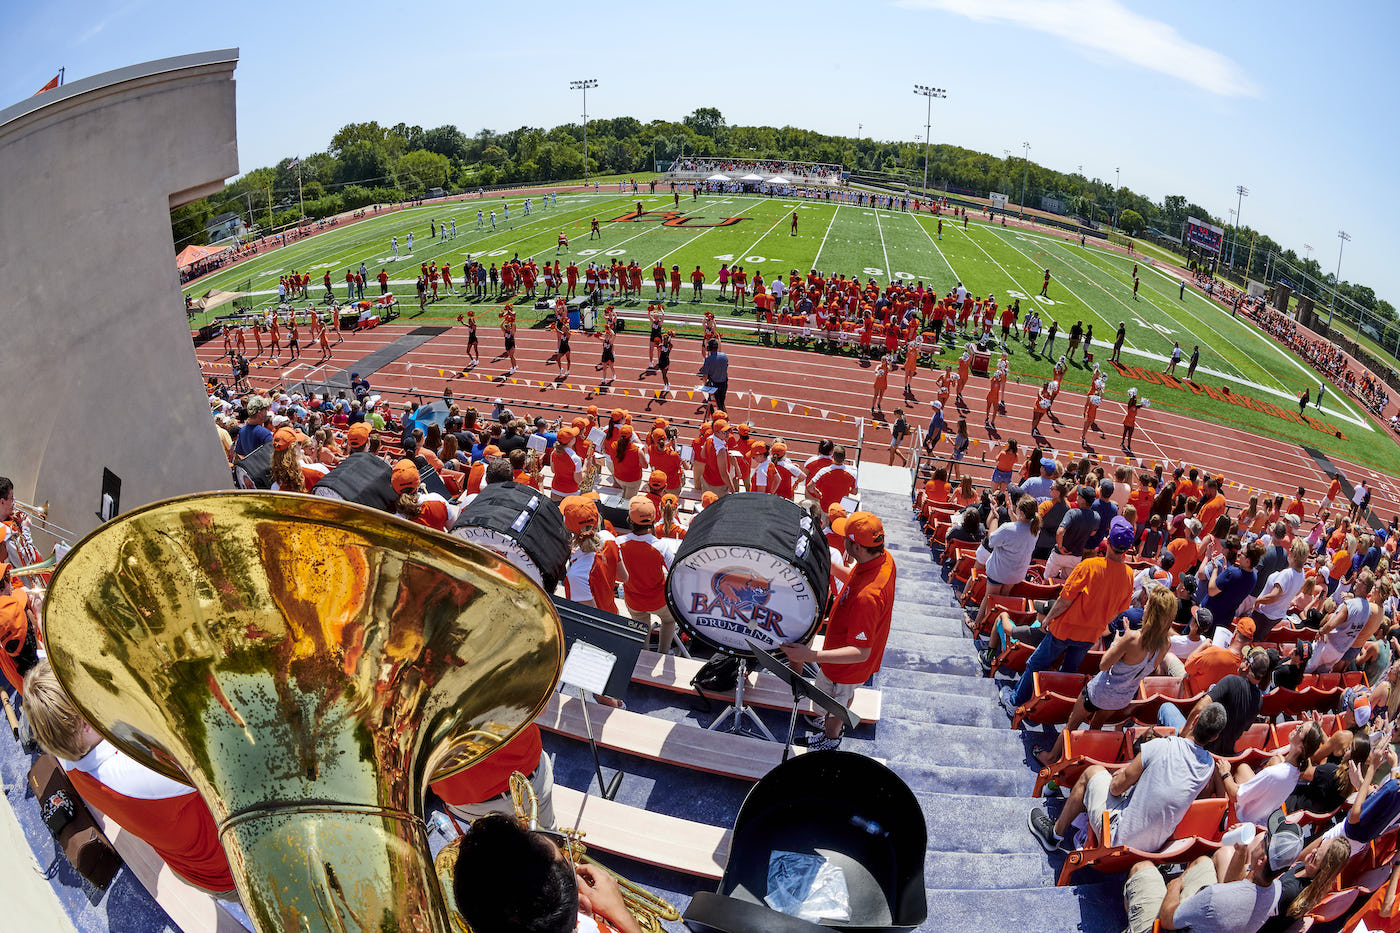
1229,185,1249,269
1327,230,1350,326
1019,141,1031,219
570,78,598,184
1112,166,1120,227
913,85,946,197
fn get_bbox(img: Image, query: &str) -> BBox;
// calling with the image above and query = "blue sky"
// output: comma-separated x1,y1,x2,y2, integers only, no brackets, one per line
6,0,1399,307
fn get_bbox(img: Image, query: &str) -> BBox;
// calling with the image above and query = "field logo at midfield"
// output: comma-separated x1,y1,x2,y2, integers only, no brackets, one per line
609,208,745,228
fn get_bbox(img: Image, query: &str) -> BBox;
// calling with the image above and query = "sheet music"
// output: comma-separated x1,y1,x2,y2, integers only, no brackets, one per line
560,640,616,696
527,433,548,452
587,427,607,447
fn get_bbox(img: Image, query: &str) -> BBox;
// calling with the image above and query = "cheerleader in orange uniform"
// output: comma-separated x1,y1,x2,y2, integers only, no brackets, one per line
956,343,972,401
985,359,1007,429
1081,390,1102,444
1030,380,1054,437
871,355,891,415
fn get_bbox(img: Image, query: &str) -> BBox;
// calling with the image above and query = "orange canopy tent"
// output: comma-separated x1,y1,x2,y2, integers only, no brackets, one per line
175,242,234,269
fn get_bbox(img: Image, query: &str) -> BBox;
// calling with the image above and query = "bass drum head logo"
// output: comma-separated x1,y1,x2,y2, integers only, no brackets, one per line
450,525,543,586
668,546,820,656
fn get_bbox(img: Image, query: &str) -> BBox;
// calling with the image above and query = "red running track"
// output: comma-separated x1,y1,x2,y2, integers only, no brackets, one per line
195,321,1400,519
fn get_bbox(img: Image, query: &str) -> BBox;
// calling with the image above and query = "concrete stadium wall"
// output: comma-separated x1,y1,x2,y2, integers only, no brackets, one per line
0,50,240,543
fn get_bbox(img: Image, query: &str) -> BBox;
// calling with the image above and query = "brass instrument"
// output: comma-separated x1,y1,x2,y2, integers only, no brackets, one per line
432,771,680,933
43,492,564,933
578,456,602,495
9,553,56,579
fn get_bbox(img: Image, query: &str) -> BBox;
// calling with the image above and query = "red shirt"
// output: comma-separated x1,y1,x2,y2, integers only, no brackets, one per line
618,533,679,612
64,742,235,893
820,550,896,685
430,725,543,804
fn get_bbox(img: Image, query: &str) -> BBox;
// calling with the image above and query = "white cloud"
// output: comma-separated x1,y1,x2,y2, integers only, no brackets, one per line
899,0,1259,97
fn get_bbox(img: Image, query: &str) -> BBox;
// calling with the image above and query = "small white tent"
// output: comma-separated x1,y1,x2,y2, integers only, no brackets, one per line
739,173,764,182
766,176,789,185
706,173,731,182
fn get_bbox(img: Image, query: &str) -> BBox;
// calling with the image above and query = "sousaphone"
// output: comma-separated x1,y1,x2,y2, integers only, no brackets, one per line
42,492,563,933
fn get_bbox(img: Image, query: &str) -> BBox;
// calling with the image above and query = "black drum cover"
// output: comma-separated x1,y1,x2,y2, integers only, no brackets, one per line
667,493,830,657
310,452,397,512
232,442,273,490
450,482,569,591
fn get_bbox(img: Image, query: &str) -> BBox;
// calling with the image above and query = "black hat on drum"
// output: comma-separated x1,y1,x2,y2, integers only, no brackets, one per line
683,750,927,932
450,482,569,591
666,493,830,658
311,452,397,512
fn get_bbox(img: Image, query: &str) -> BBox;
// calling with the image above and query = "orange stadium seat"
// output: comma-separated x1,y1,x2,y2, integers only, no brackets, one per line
1058,797,1227,886
1011,672,1086,729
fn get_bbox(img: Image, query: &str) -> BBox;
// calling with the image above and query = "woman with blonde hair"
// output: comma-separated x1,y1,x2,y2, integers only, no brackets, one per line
1036,587,1177,766
269,426,314,492
1261,837,1351,931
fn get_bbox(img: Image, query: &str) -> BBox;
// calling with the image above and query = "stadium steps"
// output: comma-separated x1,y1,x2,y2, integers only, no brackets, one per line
858,488,1130,933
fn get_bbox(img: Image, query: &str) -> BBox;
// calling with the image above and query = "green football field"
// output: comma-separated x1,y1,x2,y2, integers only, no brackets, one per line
182,190,1400,472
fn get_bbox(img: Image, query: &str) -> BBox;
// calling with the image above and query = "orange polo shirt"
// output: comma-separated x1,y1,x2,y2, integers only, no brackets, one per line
1198,494,1228,536
1045,557,1132,645
820,550,897,685
1184,647,1242,695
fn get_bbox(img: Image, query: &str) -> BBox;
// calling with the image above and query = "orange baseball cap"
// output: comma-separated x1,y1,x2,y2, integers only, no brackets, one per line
653,417,669,430
648,469,667,488
557,427,577,443
347,422,371,448
713,410,728,421
610,407,626,421
272,427,309,451
736,424,750,437
629,495,656,525
650,428,667,444
661,493,679,508
771,442,787,457
483,445,502,458
561,496,600,534
700,491,719,508
587,405,599,417
619,424,634,438
844,512,885,548
392,459,420,494
828,503,848,522
1235,616,1256,638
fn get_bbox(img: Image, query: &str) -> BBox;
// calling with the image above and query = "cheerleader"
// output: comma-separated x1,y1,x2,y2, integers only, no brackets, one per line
251,319,265,358
936,367,952,409
501,305,518,375
1030,380,1054,437
647,303,663,365
314,313,331,359
652,330,674,392
702,310,720,361
985,358,1008,429
267,313,282,362
603,303,618,333
955,344,972,400
598,325,615,384
871,355,891,415
464,310,479,367
287,315,301,362
1081,391,1101,444
1121,388,1148,452
553,317,572,379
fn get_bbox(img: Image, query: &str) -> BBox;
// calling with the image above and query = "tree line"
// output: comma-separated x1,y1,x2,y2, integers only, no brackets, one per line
170,107,1390,325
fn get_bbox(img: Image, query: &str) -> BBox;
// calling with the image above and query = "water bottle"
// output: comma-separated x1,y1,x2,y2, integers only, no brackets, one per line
849,815,887,837
427,811,457,845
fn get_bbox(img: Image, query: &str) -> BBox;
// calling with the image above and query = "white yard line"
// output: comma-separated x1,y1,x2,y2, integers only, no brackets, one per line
873,208,892,284
814,203,840,268
908,212,961,282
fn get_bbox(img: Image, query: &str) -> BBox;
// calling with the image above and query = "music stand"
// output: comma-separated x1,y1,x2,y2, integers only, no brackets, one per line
748,643,860,760
705,655,776,743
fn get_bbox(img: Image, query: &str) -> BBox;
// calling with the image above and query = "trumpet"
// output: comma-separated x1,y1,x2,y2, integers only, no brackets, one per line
9,554,57,580
433,770,679,933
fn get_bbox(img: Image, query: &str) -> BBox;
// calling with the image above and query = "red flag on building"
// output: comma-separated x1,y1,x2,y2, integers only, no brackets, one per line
34,68,64,96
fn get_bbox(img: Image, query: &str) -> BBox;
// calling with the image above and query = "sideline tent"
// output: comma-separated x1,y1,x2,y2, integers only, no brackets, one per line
739,173,764,182
175,242,234,269
706,173,731,182
194,288,248,312
766,176,789,185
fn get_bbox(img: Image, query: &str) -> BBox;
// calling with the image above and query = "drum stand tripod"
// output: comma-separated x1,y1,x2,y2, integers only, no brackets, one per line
705,657,775,741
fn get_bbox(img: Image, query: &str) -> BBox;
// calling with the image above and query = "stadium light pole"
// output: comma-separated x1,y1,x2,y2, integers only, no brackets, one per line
1112,166,1119,227
570,78,598,185
1229,185,1249,269
1327,230,1350,326
1019,141,1031,219
913,85,946,197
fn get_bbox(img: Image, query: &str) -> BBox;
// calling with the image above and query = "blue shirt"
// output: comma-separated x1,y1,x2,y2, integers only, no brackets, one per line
233,423,273,458
698,352,729,384
1201,564,1256,626
1087,497,1118,549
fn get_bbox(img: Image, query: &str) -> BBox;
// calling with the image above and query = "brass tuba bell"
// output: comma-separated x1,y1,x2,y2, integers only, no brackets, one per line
42,492,563,933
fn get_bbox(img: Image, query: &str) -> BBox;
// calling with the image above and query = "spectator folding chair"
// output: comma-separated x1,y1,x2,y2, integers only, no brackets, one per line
1126,677,1205,724
1011,671,1087,729
1033,728,1130,797
1057,797,1228,886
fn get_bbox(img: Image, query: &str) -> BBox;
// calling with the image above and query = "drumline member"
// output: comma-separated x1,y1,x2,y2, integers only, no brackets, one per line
808,446,858,512
549,428,586,500
618,496,683,655
754,442,805,499
561,496,623,614
781,512,896,750
268,427,329,492
608,425,647,498
391,459,454,531
648,428,684,495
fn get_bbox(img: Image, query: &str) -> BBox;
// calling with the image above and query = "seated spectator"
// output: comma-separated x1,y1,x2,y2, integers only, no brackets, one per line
1160,606,1211,678
23,661,237,896
1303,743,1400,858
1028,702,1227,855
1309,569,1379,673
449,812,646,933
1122,807,1303,933
1161,652,1271,757
1285,732,1371,817
1186,620,1255,691
1216,721,1322,825
1258,836,1351,933
1250,539,1310,641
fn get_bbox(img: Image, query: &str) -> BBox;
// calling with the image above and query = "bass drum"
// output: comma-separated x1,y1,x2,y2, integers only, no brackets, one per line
666,493,830,658
450,482,569,591
311,452,397,512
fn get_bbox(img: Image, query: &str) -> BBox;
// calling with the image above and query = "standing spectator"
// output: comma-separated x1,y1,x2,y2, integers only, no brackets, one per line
618,496,682,655
697,339,729,412
1002,517,1136,711
1044,486,1099,582
782,513,896,751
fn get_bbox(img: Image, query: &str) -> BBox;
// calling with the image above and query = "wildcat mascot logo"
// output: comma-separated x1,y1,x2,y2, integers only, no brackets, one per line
687,568,787,640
